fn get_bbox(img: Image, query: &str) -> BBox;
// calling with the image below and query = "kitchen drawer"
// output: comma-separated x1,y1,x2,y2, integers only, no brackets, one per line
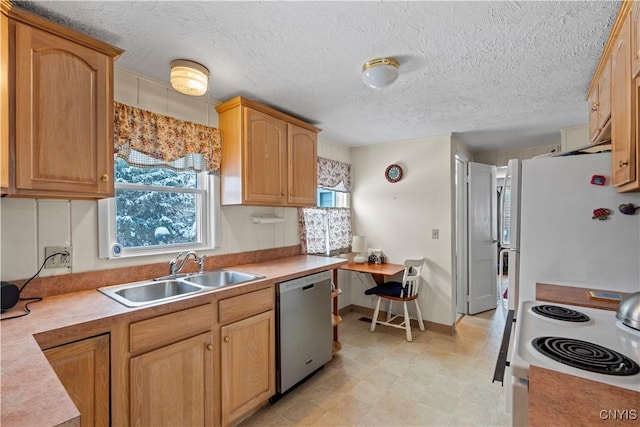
219,287,273,325
130,303,213,354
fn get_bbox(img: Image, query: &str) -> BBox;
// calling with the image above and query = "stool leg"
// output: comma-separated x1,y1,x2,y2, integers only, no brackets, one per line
386,300,393,322
370,296,382,332
414,300,425,331
403,301,412,341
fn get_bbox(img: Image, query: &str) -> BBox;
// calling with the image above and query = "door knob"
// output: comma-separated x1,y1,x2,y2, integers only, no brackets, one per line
207,344,213,350
591,103,598,112
224,336,230,343
100,174,109,182
619,160,629,168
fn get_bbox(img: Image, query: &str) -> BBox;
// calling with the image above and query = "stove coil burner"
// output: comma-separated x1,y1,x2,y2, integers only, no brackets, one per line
532,304,590,322
533,336,640,376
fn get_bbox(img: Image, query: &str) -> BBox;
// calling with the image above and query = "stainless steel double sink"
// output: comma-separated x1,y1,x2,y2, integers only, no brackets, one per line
98,270,264,307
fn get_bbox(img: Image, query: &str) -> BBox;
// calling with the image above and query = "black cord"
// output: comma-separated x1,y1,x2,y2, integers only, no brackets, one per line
1,297,43,320
1,251,69,321
18,251,68,295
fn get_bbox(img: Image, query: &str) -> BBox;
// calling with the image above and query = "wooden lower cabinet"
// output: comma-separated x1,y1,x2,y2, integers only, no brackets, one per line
43,334,110,427
221,310,275,426
130,332,214,426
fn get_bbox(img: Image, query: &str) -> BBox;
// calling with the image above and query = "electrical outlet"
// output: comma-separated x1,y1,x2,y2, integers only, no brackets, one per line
432,229,439,239
45,246,72,268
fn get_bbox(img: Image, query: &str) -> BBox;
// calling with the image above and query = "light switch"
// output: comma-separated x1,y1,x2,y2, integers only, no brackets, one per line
432,229,439,239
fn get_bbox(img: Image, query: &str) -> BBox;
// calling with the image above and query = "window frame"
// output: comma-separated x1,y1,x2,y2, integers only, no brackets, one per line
98,171,220,259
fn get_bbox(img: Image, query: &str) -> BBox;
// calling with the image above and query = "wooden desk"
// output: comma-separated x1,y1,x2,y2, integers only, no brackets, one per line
339,262,405,284
331,262,405,354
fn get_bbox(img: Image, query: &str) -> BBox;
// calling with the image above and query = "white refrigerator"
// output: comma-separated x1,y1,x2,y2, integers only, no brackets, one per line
503,152,640,312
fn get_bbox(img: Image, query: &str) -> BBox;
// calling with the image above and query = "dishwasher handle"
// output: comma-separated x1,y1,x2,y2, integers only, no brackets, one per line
302,284,315,291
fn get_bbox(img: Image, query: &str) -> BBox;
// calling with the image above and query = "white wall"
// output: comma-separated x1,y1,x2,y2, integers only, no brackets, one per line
0,68,300,281
349,134,456,327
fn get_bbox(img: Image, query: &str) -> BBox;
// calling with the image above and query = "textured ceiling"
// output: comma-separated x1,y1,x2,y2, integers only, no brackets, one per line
16,1,619,151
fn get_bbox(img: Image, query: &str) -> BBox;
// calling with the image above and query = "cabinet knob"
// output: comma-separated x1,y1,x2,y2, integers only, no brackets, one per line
619,160,629,168
591,103,599,112
224,336,230,343
100,174,109,182
207,344,213,350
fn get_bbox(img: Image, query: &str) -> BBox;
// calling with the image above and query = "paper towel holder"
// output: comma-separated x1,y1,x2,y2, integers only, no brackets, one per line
251,214,285,224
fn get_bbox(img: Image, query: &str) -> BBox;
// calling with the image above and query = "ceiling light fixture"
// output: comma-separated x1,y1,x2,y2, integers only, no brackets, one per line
361,57,400,89
170,59,210,96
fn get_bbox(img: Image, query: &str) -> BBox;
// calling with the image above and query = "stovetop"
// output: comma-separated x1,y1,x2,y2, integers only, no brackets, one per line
511,301,640,391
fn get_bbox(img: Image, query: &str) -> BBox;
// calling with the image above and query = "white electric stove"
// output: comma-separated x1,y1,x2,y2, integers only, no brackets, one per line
509,300,640,426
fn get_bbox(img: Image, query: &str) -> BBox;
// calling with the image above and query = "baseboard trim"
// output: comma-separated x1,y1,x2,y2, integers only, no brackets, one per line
341,304,455,335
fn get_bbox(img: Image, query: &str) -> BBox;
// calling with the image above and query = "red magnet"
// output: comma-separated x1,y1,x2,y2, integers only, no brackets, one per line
592,208,610,220
591,175,605,185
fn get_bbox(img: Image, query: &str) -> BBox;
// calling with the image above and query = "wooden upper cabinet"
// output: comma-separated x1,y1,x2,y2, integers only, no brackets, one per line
2,2,122,199
611,11,636,187
1,8,8,193
632,0,640,78
589,1,638,192
287,123,317,205
244,108,288,205
216,96,320,206
588,57,612,143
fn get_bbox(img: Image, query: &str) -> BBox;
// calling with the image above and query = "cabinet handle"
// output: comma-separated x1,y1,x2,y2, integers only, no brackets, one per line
100,174,109,182
591,103,598,112
224,336,230,343
619,160,629,168
207,344,213,350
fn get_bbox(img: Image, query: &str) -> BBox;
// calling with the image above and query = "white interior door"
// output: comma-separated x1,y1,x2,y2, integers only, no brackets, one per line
468,162,498,314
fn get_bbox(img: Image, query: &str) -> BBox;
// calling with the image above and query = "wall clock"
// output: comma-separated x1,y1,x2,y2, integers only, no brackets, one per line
385,164,403,183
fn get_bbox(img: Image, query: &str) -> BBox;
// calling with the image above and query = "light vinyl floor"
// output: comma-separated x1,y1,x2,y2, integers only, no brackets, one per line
241,308,511,426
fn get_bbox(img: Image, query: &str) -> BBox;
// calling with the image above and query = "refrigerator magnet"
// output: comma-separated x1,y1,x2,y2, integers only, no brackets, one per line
592,208,610,220
590,175,605,185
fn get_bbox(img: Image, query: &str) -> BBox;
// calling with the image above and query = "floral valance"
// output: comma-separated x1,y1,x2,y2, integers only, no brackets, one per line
114,102,221,172
298,207,352,255
318,157,351,192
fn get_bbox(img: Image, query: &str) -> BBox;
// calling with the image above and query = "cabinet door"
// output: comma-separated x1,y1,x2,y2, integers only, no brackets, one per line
588,58,611,143
130,332,214,426
44,334,110,427
598,57,612,130
588,85,600,142
221,310,275,426
1,11,8,193
611,13,635,186
14,22,113,197
287,123,317,206
632,1,640,78
244,108,287,205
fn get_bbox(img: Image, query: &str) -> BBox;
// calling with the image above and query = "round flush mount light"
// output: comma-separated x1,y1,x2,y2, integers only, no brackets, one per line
170,59,210,96
361,57,400,89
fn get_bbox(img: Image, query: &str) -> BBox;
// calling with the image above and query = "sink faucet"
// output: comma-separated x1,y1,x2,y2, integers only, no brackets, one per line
169,251,199,277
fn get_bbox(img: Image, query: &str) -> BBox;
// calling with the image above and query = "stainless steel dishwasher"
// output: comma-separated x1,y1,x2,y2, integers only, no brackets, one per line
276,270,333,395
